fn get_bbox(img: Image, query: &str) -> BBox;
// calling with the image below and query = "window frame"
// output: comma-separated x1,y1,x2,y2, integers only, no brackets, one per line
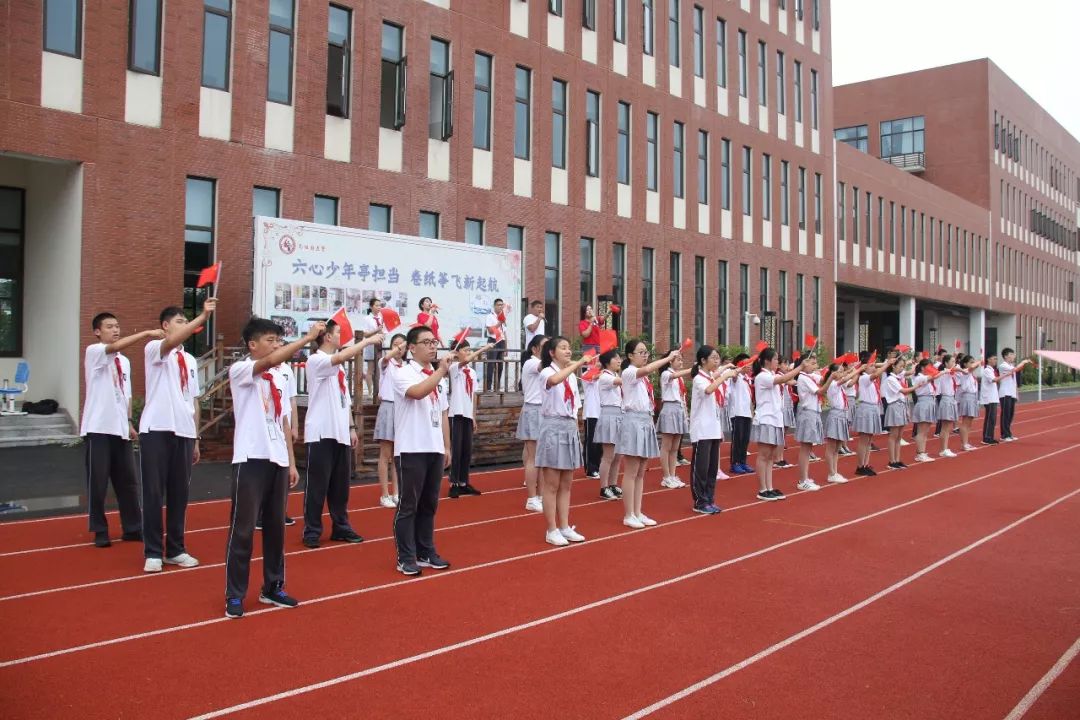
585,89,601,177
697,129,708,204
692,5,704,78
775,50,785,115
513,65,532,160
418,210,440,239
0,186,26,357
643,0,655,55
617,100,631,185
428,37,454,140
314,194,339,225
379,22,407,130
472,52,492,150
668,0,681,68
128,0,163,76
720,137,731,210
715,17,726,88
552,78,568,169
545,232,562,336
737,29,748,97
780,159,790,226
717,260,728,345
369,203,393,233
641,247,655,338
465,217,485,246
757,40,767,107
44,0,84,59
646,111,659,191
326,4,352,117
694,255,706,345
669,251,682,349
741,145,751,216
267,0,295,104
673,121,685,199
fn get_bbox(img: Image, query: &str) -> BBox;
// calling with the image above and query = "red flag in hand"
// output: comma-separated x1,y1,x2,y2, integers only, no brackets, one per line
920,350,930,360
497,311,507,324
330,307,354,346
452,327,470,349
868,350,878,365
609,304,621,315
954,339,962,350
755,340,769,352
582,365,602,381
380,306,401,331
894,344,912,353
196,262,221,289
804,333,817,348
598,328,618,354
924,365,940,378
681,338,693,351
792,350,801,362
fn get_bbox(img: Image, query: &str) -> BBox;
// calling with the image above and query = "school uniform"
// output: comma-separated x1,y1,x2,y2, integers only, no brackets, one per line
81,343,141,538
935,371,959,422
824,382,851,442
373,358,401,442
912,374,937,423
516,357,543,441
523,313,545,349
392,360,450,564
843,382,857,424
689,373,724,509
657,370,690,435
957,370,979,418
594,370,623,445
782,384,797,430
535,364,582,469
581,374,602,475
717,378,733,437
795,373,824,444
882,374,908,428
998,361,1018,439
139,340,200,561
980,366,1000,442
728,375,754,466
853,375,883,435
358,313,384,364
448,362,479,487
302,349,359,543
225,360,291,603
750,370,785,446
483,311,507,391
616,368,660,458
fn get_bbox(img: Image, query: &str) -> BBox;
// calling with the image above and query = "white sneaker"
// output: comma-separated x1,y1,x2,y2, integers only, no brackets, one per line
524,496,543,512
899,439,911,447
545,529,569,546
164,553,199,568
672,477,687,488
962,444,977,451
660,477,679,489
636,513,658,526
379,495,397,508
827,474,848,484
559,526,586,542
796,480,821,492
143,558,163,573
392,495,400,505
916,454,935,463
939,449,958,458
623,516,645,529
1003,436,1017,443
716,468,731,480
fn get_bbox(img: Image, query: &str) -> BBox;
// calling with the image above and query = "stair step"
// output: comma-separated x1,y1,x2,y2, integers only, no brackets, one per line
0,433,81,449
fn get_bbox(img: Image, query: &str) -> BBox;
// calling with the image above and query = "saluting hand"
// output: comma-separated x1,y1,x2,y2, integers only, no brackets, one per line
146,329,166,340
306,321,327,341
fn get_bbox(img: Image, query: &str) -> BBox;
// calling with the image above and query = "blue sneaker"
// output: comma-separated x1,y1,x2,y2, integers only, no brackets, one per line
259,588,299,608
704,504,723,514
225,597,244,619
741,464,756,474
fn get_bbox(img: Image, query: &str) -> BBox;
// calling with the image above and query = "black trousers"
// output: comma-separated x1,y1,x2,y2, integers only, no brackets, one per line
139,431,194,559
449,415,474,486
85,433,142,535
394,452,443,563
730,416,751,466
303,439,353,541
691,440,720,509
982,403,999,442
583,417,601,475
1000,396,1016,438
484,338,507,391
225,460,287,601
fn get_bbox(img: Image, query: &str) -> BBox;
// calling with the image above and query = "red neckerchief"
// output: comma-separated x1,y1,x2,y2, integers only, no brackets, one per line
993,365,1000,377
713,376,726,407
563,378,575,408
677,376,686,397
841,385,848,409
176,352,189,394
114,356,125,390
420,366,440,406
261,372,282,419
745,373,756,405
463,366,474,397
643,375,654,405
337,367,347,399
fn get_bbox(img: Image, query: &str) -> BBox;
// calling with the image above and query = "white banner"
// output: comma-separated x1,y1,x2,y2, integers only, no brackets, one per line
252,217,522,349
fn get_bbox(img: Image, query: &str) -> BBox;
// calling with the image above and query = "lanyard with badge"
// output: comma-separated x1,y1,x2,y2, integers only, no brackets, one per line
420,366,441,427
113,356,127,410
261,372,283,440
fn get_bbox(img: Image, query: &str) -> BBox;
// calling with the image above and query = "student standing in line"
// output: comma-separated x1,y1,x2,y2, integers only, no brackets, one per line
522,300,546,350
483,298,508,392
302,320,384,549
956,355,981,451
909,359,939,463
980,353,1005,445
255,337,300,530
714,356,734,482
823,362,863,485
657,352,693,489
688,346,740,514
139,301,216,573
775,356,797,470
517,335,548,512
581,365,603,479
618,342,680,529
374,334,407,508
392,325,452,575
935,354,960,458
839,360,858,456
750,348,801,501
82,315,162,547
359,297,386,395
997,348,1030,441
793,354,835,492
727,353,755,475
448,340,492,498
535,336,593,546
594,349,625,500
852,351,891,477
882,357,917,469
224,319,323,619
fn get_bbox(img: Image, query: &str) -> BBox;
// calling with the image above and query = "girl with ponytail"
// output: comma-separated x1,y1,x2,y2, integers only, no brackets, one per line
688,346,741,513
750,347,801,501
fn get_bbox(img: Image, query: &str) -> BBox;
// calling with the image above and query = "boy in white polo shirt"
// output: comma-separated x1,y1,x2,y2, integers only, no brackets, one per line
997,348,1030,441
393,325,451,576
447,340,492,498
224,318,324,619
81,313,164,548
979,353,1001,445
302,319,385,548
139,301,216,573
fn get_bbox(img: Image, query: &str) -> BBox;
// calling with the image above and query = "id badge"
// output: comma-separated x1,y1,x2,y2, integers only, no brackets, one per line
266,419,281,441
430,407,441,428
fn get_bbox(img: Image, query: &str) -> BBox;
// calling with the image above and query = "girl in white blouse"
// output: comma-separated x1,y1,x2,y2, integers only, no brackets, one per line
750,348,802,502
658,353,694,489
517,335,548,512
594,350,625,501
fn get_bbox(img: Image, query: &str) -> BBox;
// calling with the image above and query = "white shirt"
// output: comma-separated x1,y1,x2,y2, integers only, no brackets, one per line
598,369,622,407
959,369,978,394
796,373,822,412
484,311,506,342
392,360,449,455
359,313,384,359
274,364,295,420
689,373,723,442
753,370,784,428
660,369,686,405
935,370,957,397
539,365,580,418
582,376,600,419
728,374,754,418
304,350,351,445
229,359,289,467
857,374,880,405
448,362,478,418
521,357,543,404
81,343,132,438
980,366,1000,405
523,314,545,348
139,340,198,438
621,367,653,413
826,381,849,411
913,374,934,398
882,374,904,404
998,361,1018,398
378,357,401,402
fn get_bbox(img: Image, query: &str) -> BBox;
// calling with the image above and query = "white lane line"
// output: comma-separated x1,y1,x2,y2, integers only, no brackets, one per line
1002,635,1080,720
185,450,1080,720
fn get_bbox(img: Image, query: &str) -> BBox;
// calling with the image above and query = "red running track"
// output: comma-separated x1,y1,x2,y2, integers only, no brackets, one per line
0,398,1077,719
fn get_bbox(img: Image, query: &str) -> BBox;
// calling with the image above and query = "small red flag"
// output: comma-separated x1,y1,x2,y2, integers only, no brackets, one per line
452,327,470,349
755,340,769,352
330,307,354,346
924,365,940,377
920,350,930,360
196,262,221,289
792,350,801,362
380,306,401,331
737,358,753,368
894,344,912,353
681,337,693,351
497,311,507,324
609,304,621,315
804,333,817,348
582,348,597,360
954,339,962,350
598,328,618,354
868,350,878,365
582,365,602,381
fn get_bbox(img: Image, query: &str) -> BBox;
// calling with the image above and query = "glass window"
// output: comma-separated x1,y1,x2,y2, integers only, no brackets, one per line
613,0,626,41
738,263,748,346
583,0,597,30
267,0,294,103
586,90,601,177
877,197,884,250
864,190,871,247
720,138,731,210
852,187,859,244
580,237,594,309
514,66,531,160
380,23,406,129
419,211,439,239
775,50,785,115
834,125,868,152
612,243,626,315
473,53,492,150
810,69,819,130
201,0,231,90
780,160,789,226
795,273,804,347
757,41,767,107
641,248,654,338
314,195,338,225
545,233,561,335
326,5,351,117
646,111,659,191
761,154,771,221
45,0,82,57
759,267,768,314
837,182,845,241
668,0,680,67
252,186,280,219
669,252,681,348
793,60,802,123
717,260,728,345
643,0,654,55
737,30,747,97
692,6,704,78
697,130,708,204
673,122,685,199
880,116,925,158
552,79,567,168
814,172,822,233
428,38,453,140
797,167,806,229
128,0,162,75
465,218,484,245
694,256,705,345
0,187,26,356
715,18,726,88
369,203,392,233
184,178,216,354
812,276,820,338
741,146,751,216
778,270,787,322
617,101,631,184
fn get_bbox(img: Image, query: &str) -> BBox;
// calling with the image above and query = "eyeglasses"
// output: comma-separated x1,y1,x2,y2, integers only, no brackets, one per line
633,350,650,357
414,339,439,347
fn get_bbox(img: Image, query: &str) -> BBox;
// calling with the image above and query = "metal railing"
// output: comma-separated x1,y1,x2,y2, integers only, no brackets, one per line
883,152,925,172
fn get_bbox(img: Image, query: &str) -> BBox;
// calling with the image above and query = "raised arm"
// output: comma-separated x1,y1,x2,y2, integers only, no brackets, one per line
634,350,680,379
771,366,802,385
704,368,738,394
461,343,494,364
331,333,385,367
161,298,217,356
253,322,325,375
405,356,450,399
545,357,592,387
105,328,165,355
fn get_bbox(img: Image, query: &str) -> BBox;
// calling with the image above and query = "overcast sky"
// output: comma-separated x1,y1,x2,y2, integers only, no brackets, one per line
831,0,1080,142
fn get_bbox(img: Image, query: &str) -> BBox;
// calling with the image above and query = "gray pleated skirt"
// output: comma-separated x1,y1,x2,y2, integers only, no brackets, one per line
535,415,582,470
853,402,883,435
824,408,850,442
912,396,938,424
794,407,824,444
594,405,623,444
750,422,786,446
516,403,541,441
616,410,660,458
846,398,856,423
656,401,689,435
937,395,959,422
782,394,796,429
883,401,908,428
957,391,979,418
373,401,395,442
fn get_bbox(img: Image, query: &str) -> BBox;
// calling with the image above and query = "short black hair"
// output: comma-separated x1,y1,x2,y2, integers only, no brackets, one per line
493,298,504,305
159,306,185,325
367,297,380,311
530,299,543,308
418,296,432,310
406,325,434,345
1001,347,1015,357
242,317,283,344
315,318,339,346
92,312,117,330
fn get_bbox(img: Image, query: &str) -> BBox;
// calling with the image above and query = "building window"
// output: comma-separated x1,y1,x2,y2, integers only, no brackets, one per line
780,160,790,226
720,138,731,210
185,178,216,355
669,252,681,348
465,218,484,245
200,0,231,90
643,0,655,55
253,186,280,218
697,130,709,204
797,167,806,230
586,90,601,177
737,30,747,97
793,60,802,123
326,5,351,117
673,122,685,199
812,276,820,338
837,182,845,241
814,172,822,233
583,0,597,30
715,18,727,88
835,125,868,152
810,69,819,130
761,153,771,221
370,203,392,233
552,79,567,168
0,187,25,356
717,260,728,345
864,191,871,247
795,273,804,346
473,52,492,150
612,242,626,316
741,146,751,215
738,263,749,346
580,237,595,309
617,101,631,184
379,22,406,130
545,233,561,335
419,211,440,238
880,116,925,158
44,0,83,58
877,197,884,250
759,267,769,314
888,201,895,253
428,37,453,140
812,0,820,30
646,111,659,191
692,5,704,77
775,50,785,115
548,0,563,16
778,270,787,323
128,0,163,75
852,187,859,244
694,256,705,345
267,0,294,103
314,195,338,225
757,41,767,107
668,0,681,67
612,0,624,40
514,66,531,160
642,248,655,338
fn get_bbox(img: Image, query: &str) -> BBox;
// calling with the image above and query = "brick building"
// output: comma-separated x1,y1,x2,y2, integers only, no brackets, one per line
0,1,1075,420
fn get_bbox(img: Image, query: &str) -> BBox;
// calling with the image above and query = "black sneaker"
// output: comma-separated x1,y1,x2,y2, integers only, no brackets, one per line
854,466,870,477
756,490,777,501
225,598,244,619
397,560,422,576
417,554,450,570
983,439,999,445
284,516,296,526
461,484,482,496
259,587,300,608
448,484,462,499
302,537,320,549
887,462,903,470
895,462,908,470
255,521,263,531
121,531,142,542
771,489,787,500
864,466,878,476
330,530,364,544
600,486,618,501
611,486,624,498
94,532,111,548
